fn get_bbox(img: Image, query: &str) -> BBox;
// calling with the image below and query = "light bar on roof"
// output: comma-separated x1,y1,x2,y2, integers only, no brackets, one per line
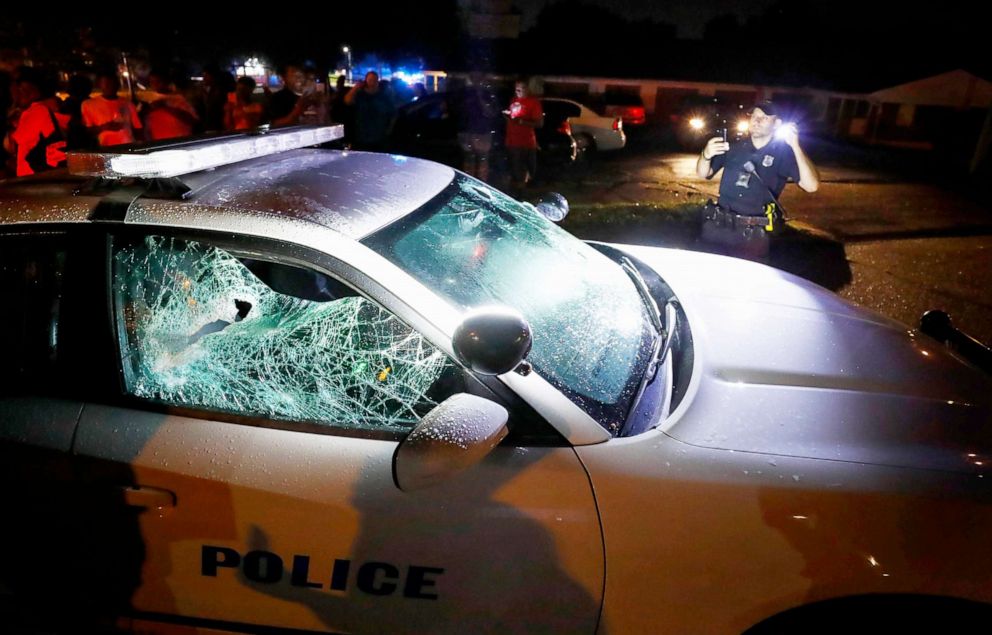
67,125,344,179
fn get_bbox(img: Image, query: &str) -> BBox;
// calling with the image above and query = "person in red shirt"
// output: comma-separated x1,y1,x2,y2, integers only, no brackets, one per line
503,79,543,194
4,67,69,176
143,70,199,141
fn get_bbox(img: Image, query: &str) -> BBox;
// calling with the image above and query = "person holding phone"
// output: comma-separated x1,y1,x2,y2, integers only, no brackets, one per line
694,100,820,261
503,78,543,195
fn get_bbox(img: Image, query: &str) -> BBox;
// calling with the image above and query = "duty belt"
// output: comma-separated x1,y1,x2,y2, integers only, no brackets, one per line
703,204,773,230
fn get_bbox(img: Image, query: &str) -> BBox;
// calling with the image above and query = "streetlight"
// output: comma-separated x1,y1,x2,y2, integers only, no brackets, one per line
342,45,352,82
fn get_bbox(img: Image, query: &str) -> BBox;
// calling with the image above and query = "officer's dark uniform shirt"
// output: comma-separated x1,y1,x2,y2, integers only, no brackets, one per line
709,139,800,216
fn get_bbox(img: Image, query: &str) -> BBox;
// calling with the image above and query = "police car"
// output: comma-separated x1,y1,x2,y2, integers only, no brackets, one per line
1,126,991,634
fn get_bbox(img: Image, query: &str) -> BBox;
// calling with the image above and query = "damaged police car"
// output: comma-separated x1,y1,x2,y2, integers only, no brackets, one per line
1,126,991,634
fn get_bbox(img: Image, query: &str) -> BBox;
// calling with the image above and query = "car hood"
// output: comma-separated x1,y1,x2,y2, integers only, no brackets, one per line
617,245,992,475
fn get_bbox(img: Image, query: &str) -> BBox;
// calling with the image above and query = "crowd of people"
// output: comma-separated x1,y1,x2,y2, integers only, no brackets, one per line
1,61,555,201
0,62,423,179
1,61,822,264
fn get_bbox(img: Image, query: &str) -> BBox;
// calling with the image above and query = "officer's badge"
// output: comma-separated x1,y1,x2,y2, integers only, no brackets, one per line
735,172,751,187
762,155,775,167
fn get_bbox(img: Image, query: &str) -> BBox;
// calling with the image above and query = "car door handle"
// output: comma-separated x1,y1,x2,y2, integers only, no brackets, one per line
118,485,176,512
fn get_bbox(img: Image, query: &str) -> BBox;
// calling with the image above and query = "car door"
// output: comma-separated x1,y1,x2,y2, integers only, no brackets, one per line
0,229,134,629
73,230,604,634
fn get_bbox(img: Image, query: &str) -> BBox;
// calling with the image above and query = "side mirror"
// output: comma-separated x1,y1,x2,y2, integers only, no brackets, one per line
534,192,569,222
393,393,508,492
452,307,532,376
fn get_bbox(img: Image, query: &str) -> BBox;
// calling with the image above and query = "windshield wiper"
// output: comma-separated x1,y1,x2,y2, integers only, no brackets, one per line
622,256,662,334
621,257,679,435
621,256,664,397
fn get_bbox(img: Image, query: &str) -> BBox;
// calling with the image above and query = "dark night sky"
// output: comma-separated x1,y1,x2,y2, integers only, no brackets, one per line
515,0,779,37
2,1,988,89
515,0,989,88
514,0,983,43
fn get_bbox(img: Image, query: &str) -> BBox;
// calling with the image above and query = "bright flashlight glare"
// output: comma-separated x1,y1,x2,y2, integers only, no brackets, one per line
736,120,749,133
689,117,705,130
775,122,797,140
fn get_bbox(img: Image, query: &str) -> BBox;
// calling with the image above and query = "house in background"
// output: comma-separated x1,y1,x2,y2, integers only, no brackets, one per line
833,69,992,155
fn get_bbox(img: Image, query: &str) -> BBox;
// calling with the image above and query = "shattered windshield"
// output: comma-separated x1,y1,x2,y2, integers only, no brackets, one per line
113,235,456,431
364,175,653,433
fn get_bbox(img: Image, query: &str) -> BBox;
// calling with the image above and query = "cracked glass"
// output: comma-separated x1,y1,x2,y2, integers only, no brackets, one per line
113,235,456,431
365,175,653,434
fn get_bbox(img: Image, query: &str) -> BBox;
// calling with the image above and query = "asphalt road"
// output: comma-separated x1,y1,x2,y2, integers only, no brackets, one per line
539,133,992,345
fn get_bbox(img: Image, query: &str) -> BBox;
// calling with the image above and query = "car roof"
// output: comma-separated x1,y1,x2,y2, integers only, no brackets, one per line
542,97,591,108
0,148,455,240
541,97,597,115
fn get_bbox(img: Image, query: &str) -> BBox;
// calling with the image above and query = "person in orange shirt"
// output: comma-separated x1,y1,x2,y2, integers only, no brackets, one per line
82,70,143,146
224,76,265,131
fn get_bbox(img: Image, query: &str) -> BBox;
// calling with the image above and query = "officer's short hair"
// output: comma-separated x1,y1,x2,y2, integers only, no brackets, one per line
752,100,780,117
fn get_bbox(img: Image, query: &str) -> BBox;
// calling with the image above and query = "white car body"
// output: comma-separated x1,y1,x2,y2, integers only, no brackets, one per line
541,97,627,152
1,130,990,634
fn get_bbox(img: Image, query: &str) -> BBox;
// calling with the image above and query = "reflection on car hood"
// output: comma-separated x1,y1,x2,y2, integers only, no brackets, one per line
618,245,992,475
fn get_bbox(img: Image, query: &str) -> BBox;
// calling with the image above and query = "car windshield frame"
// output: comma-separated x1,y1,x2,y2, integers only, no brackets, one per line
362,174,656,434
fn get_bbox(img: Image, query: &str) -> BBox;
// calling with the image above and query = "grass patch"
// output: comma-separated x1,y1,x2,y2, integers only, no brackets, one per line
560,202,853,290
561,202,703,248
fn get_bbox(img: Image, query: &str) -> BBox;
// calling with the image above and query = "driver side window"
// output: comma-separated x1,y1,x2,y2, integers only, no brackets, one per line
112,235,460,432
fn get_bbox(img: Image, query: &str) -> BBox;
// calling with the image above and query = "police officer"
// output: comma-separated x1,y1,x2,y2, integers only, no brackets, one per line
695,100,820,261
